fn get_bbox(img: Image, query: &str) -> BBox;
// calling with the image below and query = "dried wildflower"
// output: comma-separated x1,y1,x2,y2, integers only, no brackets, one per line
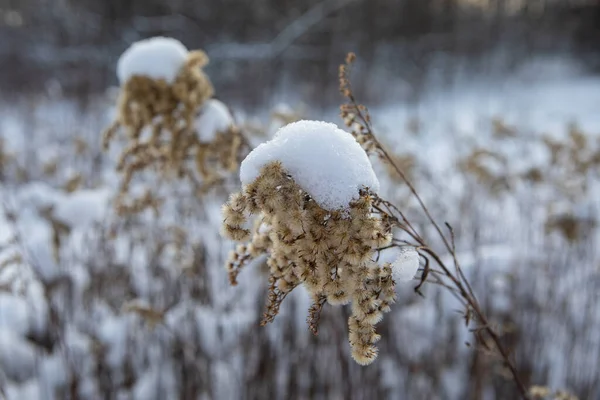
540,123,600,200
195,123,244,185
544,213,596,243
63,173,83,193
104,49,214,147
43,160,58,177
339,56,378,155
123,301,166,330
114,189,164,217
458,148,511,195
307,294,327,335
492,117,517,138
222,121,395,365
103,38,246,214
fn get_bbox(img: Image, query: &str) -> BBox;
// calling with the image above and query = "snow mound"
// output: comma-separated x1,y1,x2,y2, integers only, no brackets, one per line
392,247,420,282
195,99,234,142
117,37,189,85
53,188,112,228
0,330,37,382
0,295,29,334
240,120,379,210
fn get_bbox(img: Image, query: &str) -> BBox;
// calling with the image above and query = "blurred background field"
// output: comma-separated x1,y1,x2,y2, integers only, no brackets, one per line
3,0,600,106
1,1,600,399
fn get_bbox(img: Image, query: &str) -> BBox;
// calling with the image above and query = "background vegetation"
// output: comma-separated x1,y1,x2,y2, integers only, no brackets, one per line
1,1,599,399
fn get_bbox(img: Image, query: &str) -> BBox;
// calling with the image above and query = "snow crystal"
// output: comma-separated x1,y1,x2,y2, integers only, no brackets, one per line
240,120,379,210
117,37,188,85
392,247,420,282
194,99,234,142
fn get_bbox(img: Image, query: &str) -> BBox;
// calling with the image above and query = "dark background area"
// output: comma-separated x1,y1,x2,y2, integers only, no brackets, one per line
1,0,600,108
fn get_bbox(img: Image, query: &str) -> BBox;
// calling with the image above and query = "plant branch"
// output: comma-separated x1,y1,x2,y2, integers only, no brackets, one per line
340,54,530,399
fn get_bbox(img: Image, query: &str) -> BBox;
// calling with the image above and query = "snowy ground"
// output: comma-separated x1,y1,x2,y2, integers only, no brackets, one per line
1,61,599,398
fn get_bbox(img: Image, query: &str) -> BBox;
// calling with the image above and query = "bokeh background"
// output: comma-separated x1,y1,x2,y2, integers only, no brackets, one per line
1,1,600,399
3,0,600,106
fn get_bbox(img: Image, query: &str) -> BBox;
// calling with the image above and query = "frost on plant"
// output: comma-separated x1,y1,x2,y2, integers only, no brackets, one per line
103,37,244,215
222,120,396,365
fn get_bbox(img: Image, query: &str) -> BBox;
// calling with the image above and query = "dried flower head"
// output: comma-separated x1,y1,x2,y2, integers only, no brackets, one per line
104,49,214,148
103,38,245,214
222,120,395,365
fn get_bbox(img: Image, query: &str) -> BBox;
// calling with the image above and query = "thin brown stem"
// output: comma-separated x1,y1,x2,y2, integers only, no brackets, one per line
420,245,529,398
340,59,530,399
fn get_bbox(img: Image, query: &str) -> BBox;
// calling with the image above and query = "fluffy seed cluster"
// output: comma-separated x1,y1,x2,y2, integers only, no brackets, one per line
194,124,244,185
104,50,214,146
103,40,244,214
222,161,396,365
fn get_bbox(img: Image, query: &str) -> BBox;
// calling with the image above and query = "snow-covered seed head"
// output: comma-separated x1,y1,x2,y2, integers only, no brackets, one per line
108,41,215,144
103,37,244,214
222,120,395,365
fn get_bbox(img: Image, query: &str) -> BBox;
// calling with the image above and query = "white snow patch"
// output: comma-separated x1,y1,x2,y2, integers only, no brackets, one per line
117,37,188,85
133,368,159,400
14,182,62,210
258,223,270,234
240,120,379,210
98,315,129,367
195,99,234,142
53,188,111,228
5,380,40,400
391,247,420,282
0,329,37,382
38,353,68,394
0,295,29,334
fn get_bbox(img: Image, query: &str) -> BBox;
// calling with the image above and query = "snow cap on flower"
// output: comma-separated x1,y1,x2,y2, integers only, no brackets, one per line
195,99,235,142
223,121,394,366
240,120,379,211
117,37,189,84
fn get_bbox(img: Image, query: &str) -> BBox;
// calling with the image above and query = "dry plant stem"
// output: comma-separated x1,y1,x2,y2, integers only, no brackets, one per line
343,71,530,399
384,133,528,399
418,248,528,398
